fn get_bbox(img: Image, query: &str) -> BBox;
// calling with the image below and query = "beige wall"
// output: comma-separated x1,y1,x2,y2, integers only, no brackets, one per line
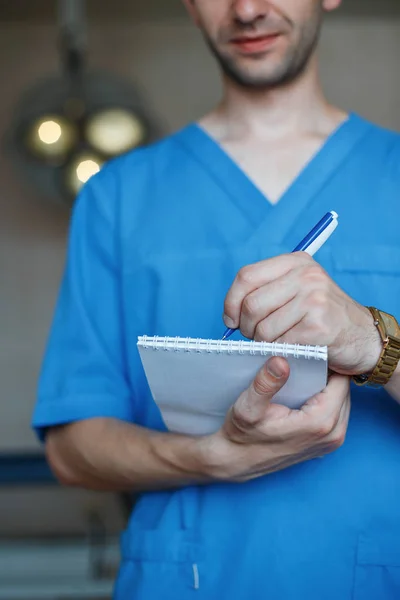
0,14,399,532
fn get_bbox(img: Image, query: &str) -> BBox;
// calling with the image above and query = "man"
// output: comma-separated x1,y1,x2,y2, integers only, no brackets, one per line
33,0,400,598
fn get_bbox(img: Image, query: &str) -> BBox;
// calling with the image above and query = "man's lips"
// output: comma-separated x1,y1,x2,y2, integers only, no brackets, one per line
231,33,282,54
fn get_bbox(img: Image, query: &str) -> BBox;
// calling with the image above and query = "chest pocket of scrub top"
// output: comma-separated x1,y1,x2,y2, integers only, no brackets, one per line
353,533,400,600
327,244,400,317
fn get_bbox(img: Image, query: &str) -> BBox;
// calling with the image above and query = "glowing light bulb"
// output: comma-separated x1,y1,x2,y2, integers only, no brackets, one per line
26,115,77,161
86,108,145,155
38,120,62,145
65,152,104,197
76,159,101,183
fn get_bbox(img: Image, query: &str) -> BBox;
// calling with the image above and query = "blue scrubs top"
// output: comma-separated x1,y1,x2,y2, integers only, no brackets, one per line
33,113,400,599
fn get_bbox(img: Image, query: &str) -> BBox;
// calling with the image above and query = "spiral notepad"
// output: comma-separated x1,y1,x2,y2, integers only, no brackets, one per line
137,336,328,436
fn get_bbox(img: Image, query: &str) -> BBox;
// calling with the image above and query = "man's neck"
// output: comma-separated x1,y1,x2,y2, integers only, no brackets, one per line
200,56,346,142
197,57,349,205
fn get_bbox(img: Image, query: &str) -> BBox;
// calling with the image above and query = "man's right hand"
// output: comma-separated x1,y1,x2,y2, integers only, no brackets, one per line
200,357,351,482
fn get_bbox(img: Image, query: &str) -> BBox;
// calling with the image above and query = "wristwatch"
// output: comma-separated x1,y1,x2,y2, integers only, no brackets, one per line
353,307,400,387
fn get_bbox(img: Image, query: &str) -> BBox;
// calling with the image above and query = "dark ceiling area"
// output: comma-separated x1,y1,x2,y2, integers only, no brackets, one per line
0,0,399,22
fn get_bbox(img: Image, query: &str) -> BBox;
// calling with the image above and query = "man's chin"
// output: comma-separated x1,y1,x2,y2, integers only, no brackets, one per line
205,39,293,90
221,65,289,90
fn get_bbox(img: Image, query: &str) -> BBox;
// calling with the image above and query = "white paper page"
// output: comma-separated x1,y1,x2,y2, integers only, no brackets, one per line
138,338,328,436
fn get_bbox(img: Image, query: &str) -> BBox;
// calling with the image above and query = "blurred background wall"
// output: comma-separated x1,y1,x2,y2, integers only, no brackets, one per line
0,0,399,591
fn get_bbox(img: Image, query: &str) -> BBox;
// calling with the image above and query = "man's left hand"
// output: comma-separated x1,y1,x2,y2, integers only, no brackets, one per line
223,252,381,376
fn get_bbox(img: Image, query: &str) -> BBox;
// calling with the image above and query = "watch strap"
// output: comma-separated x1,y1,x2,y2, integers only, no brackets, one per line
353,307,400,387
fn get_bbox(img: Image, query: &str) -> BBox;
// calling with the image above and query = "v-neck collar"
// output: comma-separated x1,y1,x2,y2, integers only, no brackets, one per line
175,113,372,243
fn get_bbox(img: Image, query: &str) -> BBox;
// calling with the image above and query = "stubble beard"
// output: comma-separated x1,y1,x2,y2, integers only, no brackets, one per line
203,6,324,91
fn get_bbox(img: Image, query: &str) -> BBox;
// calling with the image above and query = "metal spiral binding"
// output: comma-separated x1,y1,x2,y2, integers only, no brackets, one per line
137,336,328,362
205,339,213,353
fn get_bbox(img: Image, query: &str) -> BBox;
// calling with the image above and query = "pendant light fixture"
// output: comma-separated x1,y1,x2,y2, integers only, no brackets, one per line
8,0,160,204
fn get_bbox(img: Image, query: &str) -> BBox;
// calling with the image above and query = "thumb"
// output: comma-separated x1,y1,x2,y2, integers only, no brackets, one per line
230,357,290,432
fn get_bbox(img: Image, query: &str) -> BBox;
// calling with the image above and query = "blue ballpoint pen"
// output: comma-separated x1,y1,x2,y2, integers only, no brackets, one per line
222,210,339,340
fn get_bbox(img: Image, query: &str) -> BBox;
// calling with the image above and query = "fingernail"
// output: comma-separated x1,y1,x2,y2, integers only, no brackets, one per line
267,361,285,379
223,314,235,328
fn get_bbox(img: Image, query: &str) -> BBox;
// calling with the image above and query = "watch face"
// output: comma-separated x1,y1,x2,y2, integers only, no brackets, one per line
381,312,400,338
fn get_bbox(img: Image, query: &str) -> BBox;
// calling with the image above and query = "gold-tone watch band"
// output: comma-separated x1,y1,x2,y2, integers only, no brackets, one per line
354,307,400,387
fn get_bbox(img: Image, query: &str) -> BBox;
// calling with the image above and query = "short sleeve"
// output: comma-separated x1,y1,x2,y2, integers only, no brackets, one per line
32,167,134,441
